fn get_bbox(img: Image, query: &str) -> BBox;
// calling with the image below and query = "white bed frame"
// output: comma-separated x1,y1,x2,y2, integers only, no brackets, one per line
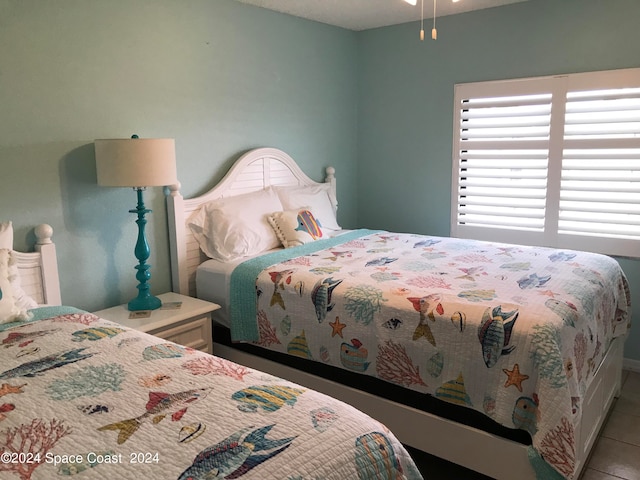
14,223,62,307
166,147,624,480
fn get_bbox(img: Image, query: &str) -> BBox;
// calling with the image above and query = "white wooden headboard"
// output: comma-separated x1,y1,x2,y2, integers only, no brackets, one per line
167,147,337,297
14,224,62,306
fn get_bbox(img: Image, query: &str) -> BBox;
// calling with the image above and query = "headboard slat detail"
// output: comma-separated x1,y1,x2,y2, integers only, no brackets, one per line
13,224,62,306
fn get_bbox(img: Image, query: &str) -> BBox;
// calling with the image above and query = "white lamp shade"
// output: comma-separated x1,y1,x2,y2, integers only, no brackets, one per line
95,138,177,187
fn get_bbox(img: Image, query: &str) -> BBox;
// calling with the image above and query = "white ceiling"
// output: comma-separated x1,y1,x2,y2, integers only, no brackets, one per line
234,0,528,31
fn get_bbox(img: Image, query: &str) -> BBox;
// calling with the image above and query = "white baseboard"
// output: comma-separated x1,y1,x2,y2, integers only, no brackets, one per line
623,357,640,373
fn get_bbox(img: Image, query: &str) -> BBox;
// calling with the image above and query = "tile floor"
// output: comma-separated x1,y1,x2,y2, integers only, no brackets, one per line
407,370,640,479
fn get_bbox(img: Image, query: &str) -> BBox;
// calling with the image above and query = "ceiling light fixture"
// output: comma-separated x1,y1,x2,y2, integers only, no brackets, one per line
432,0,437,39
420,0,425,40
405,0,445,41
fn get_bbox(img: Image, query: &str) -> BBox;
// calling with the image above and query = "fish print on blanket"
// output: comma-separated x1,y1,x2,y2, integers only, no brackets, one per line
15,346,40,358
269,269,295,309
98,388,209,444
78,404,110,415
517,273,551,289
177,425,296,480
477,306,519,368
0,402,15,421
408,294,444,346
382,318,402,330
232,385,305,413
340,339,370,372
355,432,404,480
413,238,441,248
310,407,338,433
311,277,343,323
426,352,444,378
365,257,398,268
142,343,195,361
71,326,125,342
2,329,58,348
573,268,604,287
545,299,579,327
0,348,94,379
512,394,540,435
549,251,576,263
325,250,353,262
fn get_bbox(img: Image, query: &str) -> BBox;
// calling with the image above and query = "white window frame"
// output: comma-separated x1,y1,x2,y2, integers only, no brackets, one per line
451,67,640,258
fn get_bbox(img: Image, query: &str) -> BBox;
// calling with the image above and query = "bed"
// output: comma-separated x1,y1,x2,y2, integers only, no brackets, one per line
167,147,632,480
0,221,422,479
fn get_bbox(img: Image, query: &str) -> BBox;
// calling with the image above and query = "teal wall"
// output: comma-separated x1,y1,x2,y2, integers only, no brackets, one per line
0,0,637,361
0,0,358,310
357,0,639,360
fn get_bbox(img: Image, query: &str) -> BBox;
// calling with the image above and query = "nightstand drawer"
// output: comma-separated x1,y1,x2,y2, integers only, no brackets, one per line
148,315,213,354
93,293,219,355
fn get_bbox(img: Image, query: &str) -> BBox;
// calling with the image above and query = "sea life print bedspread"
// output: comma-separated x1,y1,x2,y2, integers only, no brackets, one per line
0,308,422,480
231,230,631,479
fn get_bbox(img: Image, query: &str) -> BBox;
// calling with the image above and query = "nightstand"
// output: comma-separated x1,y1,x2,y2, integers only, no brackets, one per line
93,292,220,354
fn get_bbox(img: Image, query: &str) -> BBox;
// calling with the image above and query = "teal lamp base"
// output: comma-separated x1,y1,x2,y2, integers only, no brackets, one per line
128,293,162,311
127,187,162,312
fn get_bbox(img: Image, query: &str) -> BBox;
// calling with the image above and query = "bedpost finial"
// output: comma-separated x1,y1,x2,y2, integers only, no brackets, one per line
168,181,182,197
325,166,335,180
35,224,53,245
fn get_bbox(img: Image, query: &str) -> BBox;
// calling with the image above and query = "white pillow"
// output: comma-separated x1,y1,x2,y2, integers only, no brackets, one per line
0,221,12,249
268,208,325,248
0,249,32,324
275,184,340,231
188,188,284,261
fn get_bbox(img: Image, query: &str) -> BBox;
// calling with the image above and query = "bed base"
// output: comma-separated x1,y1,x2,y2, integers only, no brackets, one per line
214,335,624,480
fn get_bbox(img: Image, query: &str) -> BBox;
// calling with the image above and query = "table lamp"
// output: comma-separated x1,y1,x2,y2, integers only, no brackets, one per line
94,135,177,311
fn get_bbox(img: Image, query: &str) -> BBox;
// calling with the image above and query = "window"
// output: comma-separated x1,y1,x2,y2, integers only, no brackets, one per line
451,68,640,258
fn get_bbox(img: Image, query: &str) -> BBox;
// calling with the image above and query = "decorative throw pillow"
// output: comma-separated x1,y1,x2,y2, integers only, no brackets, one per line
275,184,340,231
0,249,31,324
268,208,324,248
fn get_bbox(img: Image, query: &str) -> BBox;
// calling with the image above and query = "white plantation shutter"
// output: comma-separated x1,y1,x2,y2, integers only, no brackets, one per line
451,68,640,257
558,87,640,253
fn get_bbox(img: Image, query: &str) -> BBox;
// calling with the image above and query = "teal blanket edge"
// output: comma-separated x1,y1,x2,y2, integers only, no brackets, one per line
0,306,85,332
230,229,380,342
